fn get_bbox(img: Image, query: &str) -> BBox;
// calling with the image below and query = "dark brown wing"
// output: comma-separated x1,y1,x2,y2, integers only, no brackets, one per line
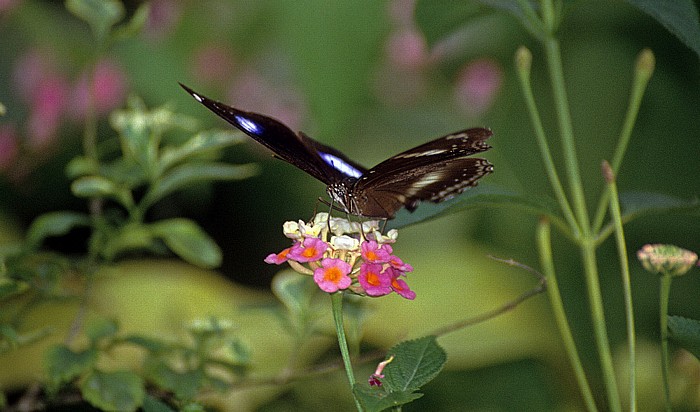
180,83,368,184
350,128,493,218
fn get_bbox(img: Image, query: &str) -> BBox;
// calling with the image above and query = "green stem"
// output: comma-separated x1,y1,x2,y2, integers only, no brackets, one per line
542,37,590,232
659,273,672,412
536,219,597,411
541,25,620,412
515,46,579,236
330,292,363,412
592,49,655,234
604,162,636,411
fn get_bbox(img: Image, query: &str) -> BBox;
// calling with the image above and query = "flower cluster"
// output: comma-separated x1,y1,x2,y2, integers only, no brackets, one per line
265,213,416,300
637,244,698,277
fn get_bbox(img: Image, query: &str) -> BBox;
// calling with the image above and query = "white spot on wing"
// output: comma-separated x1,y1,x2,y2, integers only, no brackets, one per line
192,93,204,103
320,153,363,178
235,115,261,135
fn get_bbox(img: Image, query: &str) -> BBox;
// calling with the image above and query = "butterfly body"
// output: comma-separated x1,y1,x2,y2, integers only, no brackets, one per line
180,83,493,219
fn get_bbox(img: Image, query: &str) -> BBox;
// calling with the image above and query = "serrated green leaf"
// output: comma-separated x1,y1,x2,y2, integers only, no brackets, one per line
66,0,125,42
71,176,134,208
80,370,145,412
85,318,119,344
390,186,560,229
625,0,700,58
668,316,700,360
142,395,175,412
353,383,423,412
383,336,447,393
143,162,258,208
25,211,91,250
148,219,222,268
45,344,98,386
158,130,246,172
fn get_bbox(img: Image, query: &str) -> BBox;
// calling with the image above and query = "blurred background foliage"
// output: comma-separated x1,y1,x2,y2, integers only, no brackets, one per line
0,0,699,410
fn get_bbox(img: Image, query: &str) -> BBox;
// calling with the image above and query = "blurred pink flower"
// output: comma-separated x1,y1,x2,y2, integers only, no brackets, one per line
388,0,416,26
0,125,19,170
453,58,503,117
227,70,306,131
385,28,428,69
71,59,128,119
190,45,236,84
0,0,19,13
145,0,181,41
27,74,70,149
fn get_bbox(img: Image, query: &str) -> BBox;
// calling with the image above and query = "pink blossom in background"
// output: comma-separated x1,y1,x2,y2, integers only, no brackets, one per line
387,0,416,26
26,74,70,149
453,58,503,117
0,0,19,13
190,45,236,84
144,0,181,41
0,125,19,170
13,50,55,104
227,70,306,131
71,59,128,119
385,28,428,69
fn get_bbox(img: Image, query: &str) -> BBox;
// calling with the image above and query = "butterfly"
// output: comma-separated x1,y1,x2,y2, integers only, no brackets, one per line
180,83,493,219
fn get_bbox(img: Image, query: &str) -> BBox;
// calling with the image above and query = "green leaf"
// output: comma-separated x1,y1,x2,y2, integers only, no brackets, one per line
158,130,247,172
112,2,150,41
148,219,222,268
85,318,119,344
26,211,91,250
65,0,125,42
668,316,700,360
101,224,155,261
619,192,700,223
122,335,170,353
142,395,175,412
353,383,423,412
383,336,447,392
80,370,145,412
66,156,100,178
145,359,203,401
389,186,560,229
143,162,257,208
625,0,700,58
272,272,317,317
71,176,133,208
0,278,29,300
45,344,98,386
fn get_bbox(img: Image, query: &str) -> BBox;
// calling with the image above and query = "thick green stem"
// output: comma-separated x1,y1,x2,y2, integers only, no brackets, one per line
536,219,597,411
330,292,363,412
580,243,621,411
604,162,636,411
659,274,672,412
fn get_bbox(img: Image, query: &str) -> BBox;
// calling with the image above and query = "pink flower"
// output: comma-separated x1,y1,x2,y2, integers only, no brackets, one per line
388,255,413,272
71,59,128,118
358,263,392,297
389,270,416,300
314,258,352,293
361,241,392,263
288,237,328,262
191,45,236,83
264,247,292,265
453,58,503,117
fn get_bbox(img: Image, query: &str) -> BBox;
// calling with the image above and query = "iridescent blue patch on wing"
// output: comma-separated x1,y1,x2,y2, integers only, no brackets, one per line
235,115,262,136
320,153,363,178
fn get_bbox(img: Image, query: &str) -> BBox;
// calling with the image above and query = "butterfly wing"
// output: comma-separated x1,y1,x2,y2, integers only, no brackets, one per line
180,83,367,184
350,128,493,218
